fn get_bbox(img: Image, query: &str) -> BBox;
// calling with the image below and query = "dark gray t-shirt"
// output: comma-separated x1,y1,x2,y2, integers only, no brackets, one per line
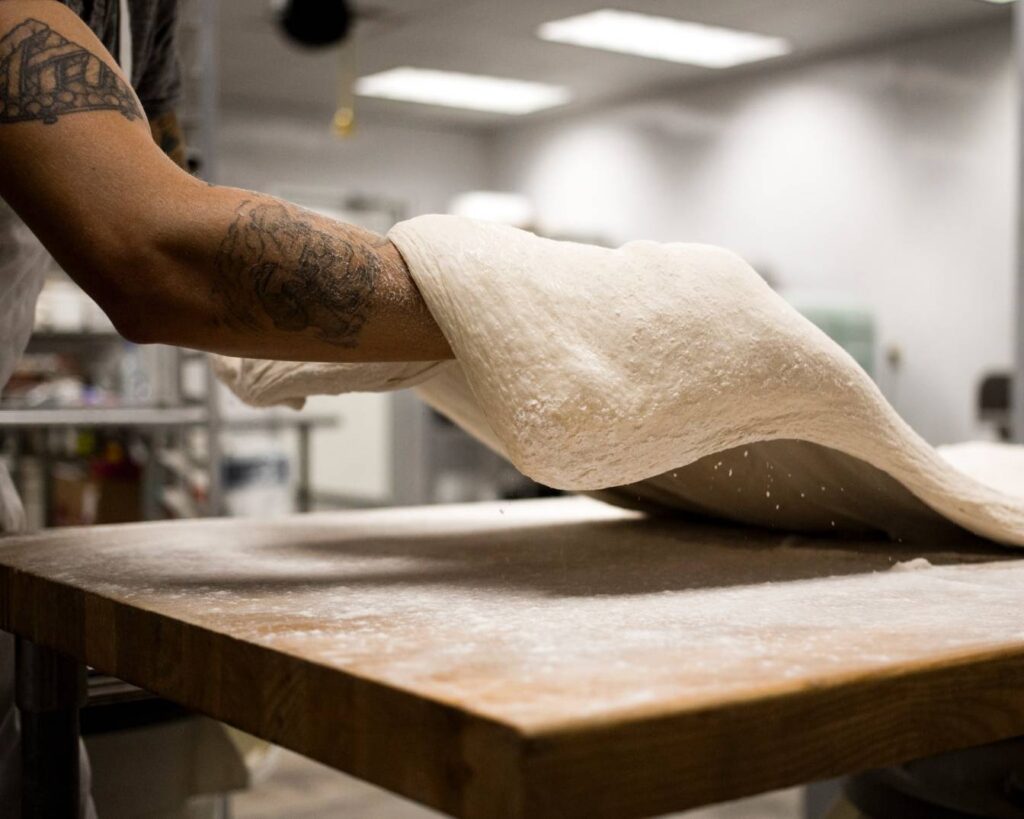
61,0,181,116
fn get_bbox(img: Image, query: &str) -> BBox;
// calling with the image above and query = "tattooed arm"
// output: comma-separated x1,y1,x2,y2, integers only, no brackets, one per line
0,2,451,361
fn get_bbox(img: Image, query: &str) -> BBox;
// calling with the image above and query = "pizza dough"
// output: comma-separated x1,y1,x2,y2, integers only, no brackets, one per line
212,215,1024,548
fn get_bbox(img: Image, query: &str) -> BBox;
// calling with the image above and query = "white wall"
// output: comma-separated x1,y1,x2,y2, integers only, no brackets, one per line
217,110,488,216
216,110,490,501
491,22,1015,445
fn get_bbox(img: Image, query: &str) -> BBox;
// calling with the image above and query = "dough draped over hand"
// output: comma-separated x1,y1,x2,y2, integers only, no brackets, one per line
212,215,1024,548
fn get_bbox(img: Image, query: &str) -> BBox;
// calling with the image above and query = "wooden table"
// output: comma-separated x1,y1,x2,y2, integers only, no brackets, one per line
2,497,1024,818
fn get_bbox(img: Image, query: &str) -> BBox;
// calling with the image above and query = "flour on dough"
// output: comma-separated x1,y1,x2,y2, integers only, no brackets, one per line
212,215,1024,548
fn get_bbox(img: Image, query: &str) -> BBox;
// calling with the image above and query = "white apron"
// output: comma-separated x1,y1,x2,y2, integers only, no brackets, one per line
0,198,50,534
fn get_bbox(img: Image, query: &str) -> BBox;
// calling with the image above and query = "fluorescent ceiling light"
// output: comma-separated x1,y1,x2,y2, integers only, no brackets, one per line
354,68,571,115
538,9,791,69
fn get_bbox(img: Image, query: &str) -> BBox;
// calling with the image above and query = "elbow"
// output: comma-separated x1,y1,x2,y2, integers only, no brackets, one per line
100,276,164,347
108,301,161,345
87,245,181,346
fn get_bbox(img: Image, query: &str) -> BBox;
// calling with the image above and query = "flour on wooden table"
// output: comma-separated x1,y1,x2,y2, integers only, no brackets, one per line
214,216,1024,547
8,498,1023,731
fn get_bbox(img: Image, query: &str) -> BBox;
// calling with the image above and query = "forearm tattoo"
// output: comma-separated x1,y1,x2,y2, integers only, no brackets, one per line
214,200,380,347
0,18,142,125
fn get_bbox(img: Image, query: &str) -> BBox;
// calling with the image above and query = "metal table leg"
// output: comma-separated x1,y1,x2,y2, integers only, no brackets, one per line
297,421,311,513
15,639,86,819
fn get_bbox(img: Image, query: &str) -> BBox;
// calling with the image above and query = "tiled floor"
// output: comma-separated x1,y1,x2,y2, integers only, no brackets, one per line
231,748,802,819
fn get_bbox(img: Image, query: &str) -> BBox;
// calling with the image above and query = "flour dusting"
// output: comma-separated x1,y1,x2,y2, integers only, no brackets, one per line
7,497,1023,733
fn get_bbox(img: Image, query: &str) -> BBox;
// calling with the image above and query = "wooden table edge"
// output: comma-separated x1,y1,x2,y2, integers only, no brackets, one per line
514,645,1024,817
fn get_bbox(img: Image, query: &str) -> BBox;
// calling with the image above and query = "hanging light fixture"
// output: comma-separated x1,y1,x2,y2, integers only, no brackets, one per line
272,0,358,136
275,0,353,48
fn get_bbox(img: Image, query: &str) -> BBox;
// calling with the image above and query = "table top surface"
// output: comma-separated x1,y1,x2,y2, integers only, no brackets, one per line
1,497,1023,819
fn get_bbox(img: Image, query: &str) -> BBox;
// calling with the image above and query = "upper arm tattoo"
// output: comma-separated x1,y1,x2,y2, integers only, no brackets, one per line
0,18,142,125
214,200,380,348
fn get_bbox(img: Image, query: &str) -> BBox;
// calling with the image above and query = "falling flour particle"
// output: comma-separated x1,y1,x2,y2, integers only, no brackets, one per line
891,557,933,572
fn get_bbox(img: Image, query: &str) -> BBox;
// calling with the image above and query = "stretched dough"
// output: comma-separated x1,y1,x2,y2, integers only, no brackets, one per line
212,216,1024,547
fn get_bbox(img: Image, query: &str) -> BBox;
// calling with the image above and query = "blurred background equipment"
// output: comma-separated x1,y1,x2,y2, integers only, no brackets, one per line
979,371,1013,440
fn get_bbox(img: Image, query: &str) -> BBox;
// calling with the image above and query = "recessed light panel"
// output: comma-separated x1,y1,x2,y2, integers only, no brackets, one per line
538,9,791,69
354,68,571,115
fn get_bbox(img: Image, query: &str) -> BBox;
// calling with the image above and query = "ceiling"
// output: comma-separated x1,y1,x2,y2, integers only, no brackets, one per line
216,0,1011,129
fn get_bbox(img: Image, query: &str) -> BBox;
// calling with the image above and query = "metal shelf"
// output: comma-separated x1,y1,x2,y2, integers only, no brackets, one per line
161,486,198,519
157,450,210,494
221,413,336,431
27,331,121,344
0,407,209,428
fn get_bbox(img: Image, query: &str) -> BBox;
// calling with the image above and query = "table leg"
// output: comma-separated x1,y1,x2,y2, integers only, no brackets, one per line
15,639,86,819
